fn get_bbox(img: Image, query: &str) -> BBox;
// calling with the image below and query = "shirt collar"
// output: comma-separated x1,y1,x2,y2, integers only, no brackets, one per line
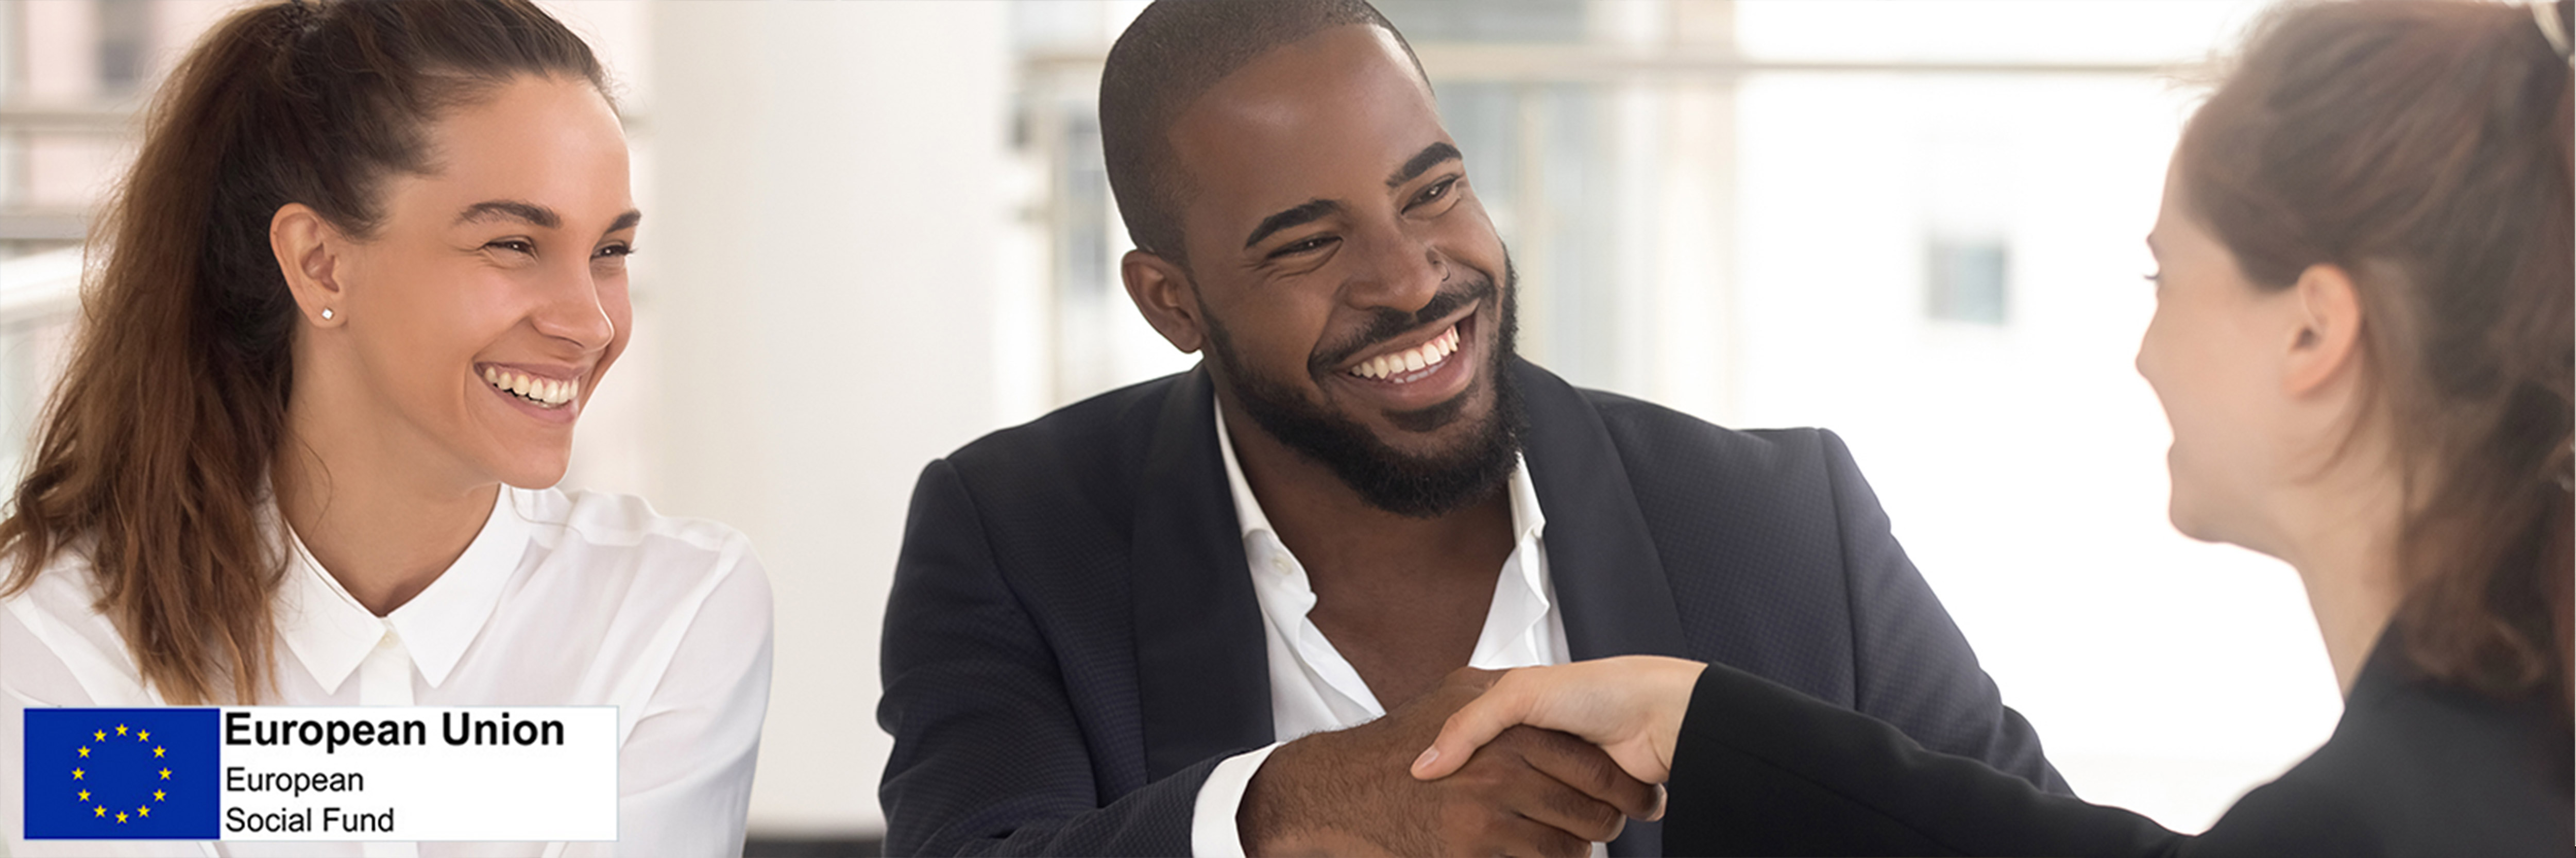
275,487,535,694
1213,402,1547,552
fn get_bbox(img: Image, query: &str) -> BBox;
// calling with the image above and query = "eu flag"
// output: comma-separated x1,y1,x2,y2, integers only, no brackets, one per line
22,708,219,839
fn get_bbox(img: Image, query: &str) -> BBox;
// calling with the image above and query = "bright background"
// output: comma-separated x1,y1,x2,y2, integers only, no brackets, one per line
0,1,2343,851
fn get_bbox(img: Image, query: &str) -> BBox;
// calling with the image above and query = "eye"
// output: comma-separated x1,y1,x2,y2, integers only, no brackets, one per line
1270,234,1338,259
595,243,635,259
1410,176,1460,209
485,239,536,256
2143,270,2162,285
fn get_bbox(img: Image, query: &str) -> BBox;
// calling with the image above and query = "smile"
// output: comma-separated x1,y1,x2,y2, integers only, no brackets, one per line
1346,325,1461,383
479,365,579,409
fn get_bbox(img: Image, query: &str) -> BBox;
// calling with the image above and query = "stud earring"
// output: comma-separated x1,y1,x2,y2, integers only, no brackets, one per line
320,308,335,321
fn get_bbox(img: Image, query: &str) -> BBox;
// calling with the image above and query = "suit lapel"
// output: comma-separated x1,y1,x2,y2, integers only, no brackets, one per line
1515,360,1691,662
1513,361,1687,858
1130,366,1276,780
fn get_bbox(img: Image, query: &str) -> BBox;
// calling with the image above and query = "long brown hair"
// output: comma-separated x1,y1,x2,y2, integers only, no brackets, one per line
0,0,606,704
2179,0,2574,713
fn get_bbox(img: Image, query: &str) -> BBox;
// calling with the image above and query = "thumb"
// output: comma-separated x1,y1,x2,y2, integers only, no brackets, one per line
1410,678,1533,780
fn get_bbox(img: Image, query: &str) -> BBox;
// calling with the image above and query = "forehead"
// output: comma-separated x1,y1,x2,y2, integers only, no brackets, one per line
1165,26,1447,233
402,76,632,220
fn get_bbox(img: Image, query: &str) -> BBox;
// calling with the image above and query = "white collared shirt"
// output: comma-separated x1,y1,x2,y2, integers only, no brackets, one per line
1190,405,1575,857
0,486,774,857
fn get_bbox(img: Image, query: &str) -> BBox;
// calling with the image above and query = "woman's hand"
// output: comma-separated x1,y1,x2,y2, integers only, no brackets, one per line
1410,656,1707,788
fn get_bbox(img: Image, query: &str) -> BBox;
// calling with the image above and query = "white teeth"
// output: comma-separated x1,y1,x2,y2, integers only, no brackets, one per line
480,366,578,408
1347,325,1462,381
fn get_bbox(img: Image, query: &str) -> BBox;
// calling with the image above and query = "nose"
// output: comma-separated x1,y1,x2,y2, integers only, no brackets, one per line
1340,218,1448,316
531,256,617,353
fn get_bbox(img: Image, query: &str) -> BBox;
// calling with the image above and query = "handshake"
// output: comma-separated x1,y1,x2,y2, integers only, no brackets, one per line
1240,667,1668,857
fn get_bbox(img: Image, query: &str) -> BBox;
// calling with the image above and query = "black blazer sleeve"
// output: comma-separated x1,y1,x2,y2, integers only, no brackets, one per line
877,460,1211,856
1664,662,2181,857
1816,430,2066,793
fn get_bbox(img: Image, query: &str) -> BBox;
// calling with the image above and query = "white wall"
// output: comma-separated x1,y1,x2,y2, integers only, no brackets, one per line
643,1,1013,836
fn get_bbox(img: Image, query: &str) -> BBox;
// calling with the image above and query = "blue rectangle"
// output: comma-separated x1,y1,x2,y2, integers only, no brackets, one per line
23,708,221,839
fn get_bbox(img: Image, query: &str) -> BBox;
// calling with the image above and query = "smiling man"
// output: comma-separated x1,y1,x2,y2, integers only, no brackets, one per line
877,3,2064,856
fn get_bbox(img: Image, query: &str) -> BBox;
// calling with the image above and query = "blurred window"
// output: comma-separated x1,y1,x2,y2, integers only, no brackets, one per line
1927,237,2008,325
96,0,153,94
1374,0,1586,42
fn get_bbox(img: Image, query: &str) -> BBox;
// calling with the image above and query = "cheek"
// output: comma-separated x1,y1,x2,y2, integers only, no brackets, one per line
366,272,522,400
1223,295,1329,376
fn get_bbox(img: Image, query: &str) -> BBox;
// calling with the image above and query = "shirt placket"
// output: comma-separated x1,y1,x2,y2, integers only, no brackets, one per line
357,620,420,858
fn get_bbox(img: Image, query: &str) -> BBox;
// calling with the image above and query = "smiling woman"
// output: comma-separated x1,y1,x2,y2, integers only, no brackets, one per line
0,1,772,855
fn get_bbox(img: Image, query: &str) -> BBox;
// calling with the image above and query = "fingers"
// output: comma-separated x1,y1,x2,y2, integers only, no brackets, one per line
1510,771,1631,844
1507,727,1662,821
1412,669,1535,780
1481,815,1596,858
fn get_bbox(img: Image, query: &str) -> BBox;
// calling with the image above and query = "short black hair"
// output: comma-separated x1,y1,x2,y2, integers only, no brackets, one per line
1099,0,1425,265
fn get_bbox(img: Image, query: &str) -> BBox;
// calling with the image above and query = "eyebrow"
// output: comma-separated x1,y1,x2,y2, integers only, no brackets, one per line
455,200,561,230
1243,198,1345,250
1387,142,1463,189
456,200,644,236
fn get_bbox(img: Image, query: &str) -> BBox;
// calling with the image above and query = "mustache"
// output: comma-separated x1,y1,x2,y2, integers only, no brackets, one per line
1308,274,1498,379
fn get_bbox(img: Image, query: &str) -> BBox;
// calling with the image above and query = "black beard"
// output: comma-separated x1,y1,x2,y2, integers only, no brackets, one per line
1201,259,1526,519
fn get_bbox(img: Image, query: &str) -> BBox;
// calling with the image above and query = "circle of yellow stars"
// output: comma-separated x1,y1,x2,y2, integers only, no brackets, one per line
71,722,168,824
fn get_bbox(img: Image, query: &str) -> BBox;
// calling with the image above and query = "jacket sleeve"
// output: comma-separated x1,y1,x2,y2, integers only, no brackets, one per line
877,459,1215,856
1818,429,2071,794
1664,662,2183,857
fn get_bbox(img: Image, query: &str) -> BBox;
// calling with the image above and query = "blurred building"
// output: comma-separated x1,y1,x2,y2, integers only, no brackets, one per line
2,1,2340,853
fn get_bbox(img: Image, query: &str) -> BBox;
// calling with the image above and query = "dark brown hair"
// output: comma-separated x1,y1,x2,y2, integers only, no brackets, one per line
0,0,606,704
2179,0,2574,713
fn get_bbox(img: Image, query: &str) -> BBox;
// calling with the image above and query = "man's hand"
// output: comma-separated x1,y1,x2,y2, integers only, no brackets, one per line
1239,667,1662,857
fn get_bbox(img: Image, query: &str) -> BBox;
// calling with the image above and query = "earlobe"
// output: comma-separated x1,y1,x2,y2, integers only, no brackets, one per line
269,204,347,328
1121,250,1205,354
2282,263,2364,396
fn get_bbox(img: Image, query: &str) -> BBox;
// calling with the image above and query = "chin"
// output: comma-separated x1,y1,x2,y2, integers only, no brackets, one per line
488,454,572,491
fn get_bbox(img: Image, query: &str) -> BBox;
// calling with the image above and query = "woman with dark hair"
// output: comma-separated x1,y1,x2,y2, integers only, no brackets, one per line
0,1,770,853
1413,1,2574,855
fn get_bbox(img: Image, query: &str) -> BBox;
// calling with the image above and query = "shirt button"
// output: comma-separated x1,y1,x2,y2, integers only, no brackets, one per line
378,629,400,649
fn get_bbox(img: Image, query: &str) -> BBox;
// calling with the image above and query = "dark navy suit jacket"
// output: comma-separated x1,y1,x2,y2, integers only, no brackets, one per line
1661,628,2574,856
878,360,2065,856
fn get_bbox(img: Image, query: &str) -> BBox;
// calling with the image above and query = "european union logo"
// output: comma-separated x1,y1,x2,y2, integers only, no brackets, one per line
23,708,219,839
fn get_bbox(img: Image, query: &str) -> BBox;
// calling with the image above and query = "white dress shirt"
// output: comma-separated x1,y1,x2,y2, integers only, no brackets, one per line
1189,405,1574,857
0,486,774,857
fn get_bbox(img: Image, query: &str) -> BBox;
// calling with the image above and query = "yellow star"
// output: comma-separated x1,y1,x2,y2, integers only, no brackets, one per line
115,811,127,823
92,730,105,742
153,789,165,802
70,768,82,780
137,729,150,742
114,725,126,736
92,805,104,818
158,767,171,780
137,805,149,818
76,746,88,758
76,789,89,802
153,746,165,758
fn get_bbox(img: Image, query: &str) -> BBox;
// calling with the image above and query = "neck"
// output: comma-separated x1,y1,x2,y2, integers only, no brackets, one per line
274,385,498,617
1217,394,1513,585
2269,459,2409,697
